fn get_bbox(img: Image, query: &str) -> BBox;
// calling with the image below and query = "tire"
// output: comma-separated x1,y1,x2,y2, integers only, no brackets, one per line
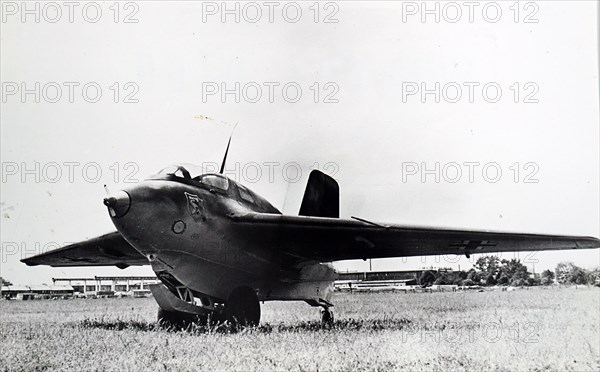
321,308,334,325
225,287,260,327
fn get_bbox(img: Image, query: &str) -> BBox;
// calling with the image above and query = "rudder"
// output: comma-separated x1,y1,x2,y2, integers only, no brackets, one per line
299,170,339,218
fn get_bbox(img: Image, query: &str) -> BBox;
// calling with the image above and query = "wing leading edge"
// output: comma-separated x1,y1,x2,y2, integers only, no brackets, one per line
228,212,600,262
20,232,148,268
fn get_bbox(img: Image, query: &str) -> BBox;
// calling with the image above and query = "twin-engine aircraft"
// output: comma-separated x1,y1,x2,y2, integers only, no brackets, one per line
22,152,600,326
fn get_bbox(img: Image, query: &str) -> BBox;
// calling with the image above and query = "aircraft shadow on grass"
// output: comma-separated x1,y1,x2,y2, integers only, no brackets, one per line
78,317,414,334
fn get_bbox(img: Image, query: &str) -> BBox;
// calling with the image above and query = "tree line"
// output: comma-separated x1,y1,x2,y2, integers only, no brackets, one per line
419,257,600,287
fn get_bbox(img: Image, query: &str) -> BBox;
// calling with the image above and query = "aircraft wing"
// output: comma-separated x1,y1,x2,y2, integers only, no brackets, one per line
229,212,600,262
20,232,148,268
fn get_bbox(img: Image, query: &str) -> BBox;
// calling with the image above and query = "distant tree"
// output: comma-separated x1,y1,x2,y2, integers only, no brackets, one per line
433,275,448,285
475,256,501,276
461,279,475,286
501,259,529,282
587,267,600,285
0,277,12,286
485,274,497,286
555,262,575,284
556,262,589,285
433,271,466,285
568,266,589,285
540,270,555,285
433,273,456,285
466,269,481,284
419,271,436,287
526,277,541,286
497,274,509,286
457,270,468,280
510,277,526,287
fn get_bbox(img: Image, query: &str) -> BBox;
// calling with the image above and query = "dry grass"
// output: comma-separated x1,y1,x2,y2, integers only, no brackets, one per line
1,287,599,371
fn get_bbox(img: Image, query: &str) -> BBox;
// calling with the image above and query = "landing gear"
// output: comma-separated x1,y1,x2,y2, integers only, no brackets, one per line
225,286,261,327
321,307,334,325
157,308,206,329
155,285,260,329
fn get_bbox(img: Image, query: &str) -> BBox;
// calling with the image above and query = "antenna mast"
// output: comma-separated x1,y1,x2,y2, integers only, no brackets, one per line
219,122,238,174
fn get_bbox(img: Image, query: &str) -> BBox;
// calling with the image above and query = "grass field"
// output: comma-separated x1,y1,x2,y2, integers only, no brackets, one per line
1,287,599,371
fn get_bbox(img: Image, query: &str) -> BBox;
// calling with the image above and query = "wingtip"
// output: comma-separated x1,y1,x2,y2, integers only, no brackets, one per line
579,236,600,249
20,255,40,266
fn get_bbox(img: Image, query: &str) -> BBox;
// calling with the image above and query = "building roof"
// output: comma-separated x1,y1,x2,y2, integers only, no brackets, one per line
2,285,74,292
53,276,159,282
29,284,74,291
1,285,30,291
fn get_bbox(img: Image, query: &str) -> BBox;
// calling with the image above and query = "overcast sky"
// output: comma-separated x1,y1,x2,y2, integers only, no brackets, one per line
1,1,599,285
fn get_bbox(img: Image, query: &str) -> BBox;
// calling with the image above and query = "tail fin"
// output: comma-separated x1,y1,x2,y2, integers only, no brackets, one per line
299,170,339,218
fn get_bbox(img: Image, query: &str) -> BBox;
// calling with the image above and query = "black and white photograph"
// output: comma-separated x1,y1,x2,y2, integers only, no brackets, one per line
1,1,599,370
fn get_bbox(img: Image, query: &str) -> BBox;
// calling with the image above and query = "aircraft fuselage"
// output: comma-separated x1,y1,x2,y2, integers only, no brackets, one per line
106,169,336,309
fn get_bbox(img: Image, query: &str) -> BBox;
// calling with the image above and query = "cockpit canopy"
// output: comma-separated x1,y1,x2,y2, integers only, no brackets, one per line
150,163,280,213
154,164,204,179
153,164,230,191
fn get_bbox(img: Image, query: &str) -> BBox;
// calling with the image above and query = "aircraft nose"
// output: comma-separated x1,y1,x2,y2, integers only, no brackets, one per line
103,191,131,218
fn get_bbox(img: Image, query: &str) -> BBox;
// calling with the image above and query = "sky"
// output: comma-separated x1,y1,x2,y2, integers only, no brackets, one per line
1,1,599,285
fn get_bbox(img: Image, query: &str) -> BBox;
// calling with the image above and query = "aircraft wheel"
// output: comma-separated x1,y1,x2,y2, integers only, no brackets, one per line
225,286,260,327
321,308,334,325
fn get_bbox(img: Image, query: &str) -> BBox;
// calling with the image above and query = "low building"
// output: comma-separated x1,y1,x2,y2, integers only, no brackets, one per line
336,268,452,287
53,276,160,297
334,268,456,293
1,285,31,299
2,284,74,299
